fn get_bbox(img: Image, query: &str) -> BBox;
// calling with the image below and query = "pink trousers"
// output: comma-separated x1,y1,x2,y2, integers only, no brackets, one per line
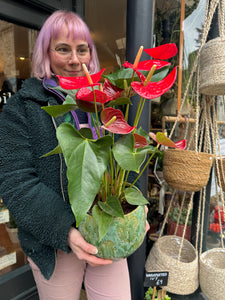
28,250,131,300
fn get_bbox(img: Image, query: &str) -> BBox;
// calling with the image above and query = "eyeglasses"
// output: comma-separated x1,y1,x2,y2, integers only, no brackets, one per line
50,44,90,60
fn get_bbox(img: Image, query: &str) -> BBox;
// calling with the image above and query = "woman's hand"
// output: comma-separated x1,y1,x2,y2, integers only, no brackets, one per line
68,227,112,267
145,206,150,234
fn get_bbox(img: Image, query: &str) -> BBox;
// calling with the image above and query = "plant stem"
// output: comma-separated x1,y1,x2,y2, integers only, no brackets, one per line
116,169,126,199
130,146,159,188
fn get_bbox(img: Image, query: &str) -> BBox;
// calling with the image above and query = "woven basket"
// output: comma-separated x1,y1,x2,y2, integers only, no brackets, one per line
145,235,198,295
216,156,225,191
163,149,213,192
200,248,225,299
199,37,225,95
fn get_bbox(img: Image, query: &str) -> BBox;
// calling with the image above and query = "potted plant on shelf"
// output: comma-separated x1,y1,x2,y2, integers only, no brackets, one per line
42,43,182,259
167,207,192,241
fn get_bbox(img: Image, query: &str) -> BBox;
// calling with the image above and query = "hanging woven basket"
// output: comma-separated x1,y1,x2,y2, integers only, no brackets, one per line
200,248,225,299
199,37,225,96
145,235,199,295
216,156,225,191
163,149,214,192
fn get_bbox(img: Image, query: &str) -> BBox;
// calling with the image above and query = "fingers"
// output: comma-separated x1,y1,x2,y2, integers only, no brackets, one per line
145,220,150,234
68,227,112,266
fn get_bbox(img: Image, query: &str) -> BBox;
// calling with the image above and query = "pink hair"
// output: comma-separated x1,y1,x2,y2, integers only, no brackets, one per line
32,10,100,79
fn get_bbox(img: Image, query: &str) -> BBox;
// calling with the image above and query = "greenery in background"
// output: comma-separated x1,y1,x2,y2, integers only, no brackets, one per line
168,207,192,226
154,0,200,114
145,287,171,300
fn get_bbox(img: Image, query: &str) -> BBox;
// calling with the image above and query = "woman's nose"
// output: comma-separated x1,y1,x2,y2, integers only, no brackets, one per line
68,51,80,64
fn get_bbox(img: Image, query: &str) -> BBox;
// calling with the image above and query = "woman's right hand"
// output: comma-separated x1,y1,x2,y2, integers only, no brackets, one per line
67,227,113,267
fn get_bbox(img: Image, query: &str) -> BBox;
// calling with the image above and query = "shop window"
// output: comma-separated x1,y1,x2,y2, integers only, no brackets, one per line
85,0,127,74
0,20,39,110
0,20,39,275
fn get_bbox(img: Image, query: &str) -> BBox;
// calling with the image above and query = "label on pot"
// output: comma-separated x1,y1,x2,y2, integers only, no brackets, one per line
144,271,169,287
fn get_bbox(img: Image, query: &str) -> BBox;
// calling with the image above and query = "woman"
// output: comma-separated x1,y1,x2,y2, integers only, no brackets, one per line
0,11,132,300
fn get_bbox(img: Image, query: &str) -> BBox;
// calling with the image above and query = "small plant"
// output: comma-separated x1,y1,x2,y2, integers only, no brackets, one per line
168,207,192,226
145,286,171,300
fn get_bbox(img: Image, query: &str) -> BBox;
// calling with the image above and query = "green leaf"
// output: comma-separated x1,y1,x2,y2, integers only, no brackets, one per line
51,86,79,98
105,97,132,107
151,65,170,82
41,144,62,157
103,66,170,89
98,195,124,218
125,187,148,205
79,128,93,139
56,123,113,225
103,68,146,89
113,134,147,172
92,205,113,241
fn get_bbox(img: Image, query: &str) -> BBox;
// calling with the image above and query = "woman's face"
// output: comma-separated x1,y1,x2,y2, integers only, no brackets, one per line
49,28,91,77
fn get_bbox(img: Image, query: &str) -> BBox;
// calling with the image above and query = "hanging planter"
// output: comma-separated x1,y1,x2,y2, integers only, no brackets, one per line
78,205,146,259
200,248,225,299
163,149,214,191
145,235,199,295
199,37,225,96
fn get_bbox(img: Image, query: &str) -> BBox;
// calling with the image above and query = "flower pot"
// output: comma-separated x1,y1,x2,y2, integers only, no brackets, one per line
145,235,199,295
167,220,191,241
163,149,214,191
200,248,225,299
78,205,146,259
199,37,225,95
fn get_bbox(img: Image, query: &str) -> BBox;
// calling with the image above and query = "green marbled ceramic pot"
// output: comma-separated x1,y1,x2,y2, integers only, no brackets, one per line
78,205,146,259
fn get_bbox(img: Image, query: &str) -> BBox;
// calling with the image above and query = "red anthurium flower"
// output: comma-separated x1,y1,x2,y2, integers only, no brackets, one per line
103,79,123,100
76,87,113,104
149,132,186,150
123,59,170,71
144,43,178,60
174,139,187,149
57,68,105,90
133,133,148,149
101,107,135,134
131,66,177,99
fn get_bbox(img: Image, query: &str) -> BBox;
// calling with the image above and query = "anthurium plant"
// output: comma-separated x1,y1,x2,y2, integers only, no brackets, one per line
42,43,185,241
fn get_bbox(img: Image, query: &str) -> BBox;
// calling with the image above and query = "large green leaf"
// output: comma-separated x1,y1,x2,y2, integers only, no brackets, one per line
51,86,79,98
41,95,78,118
103,66,170,89
125,187,148,205
56,123,113,225
92,205,113,241
41,144,62,157
112,134,147,172
98,195,124,218
105,97,132,107
103,69,145,89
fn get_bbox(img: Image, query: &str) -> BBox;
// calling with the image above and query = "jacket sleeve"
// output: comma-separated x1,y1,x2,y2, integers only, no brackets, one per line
0,95,75,252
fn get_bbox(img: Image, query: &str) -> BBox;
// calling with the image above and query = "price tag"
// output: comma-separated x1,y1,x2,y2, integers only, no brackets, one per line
0,209,9,224
0,252,17,270
144,271,169,287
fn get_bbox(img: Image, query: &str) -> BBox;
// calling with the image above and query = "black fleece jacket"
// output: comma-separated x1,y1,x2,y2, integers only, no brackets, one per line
0,77,77,279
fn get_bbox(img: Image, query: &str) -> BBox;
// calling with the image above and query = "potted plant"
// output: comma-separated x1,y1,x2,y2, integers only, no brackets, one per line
42,43,182,259
145,286,171,300
167,207,192,241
